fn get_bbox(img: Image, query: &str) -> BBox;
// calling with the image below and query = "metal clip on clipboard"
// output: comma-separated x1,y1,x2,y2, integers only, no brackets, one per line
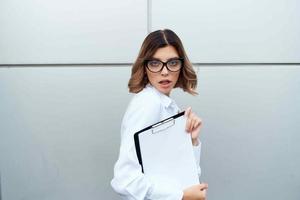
151,118,175,134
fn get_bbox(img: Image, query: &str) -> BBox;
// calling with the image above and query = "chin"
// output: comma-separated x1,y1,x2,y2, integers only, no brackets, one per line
159,88,171,96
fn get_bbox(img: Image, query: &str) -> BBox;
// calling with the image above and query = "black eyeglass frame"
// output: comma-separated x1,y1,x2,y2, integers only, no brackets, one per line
144,58,184,73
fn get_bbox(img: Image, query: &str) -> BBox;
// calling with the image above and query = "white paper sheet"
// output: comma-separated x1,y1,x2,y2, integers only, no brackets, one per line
137,115,199,190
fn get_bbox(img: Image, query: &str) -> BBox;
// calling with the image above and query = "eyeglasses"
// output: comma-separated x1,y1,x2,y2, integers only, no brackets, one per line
144,58,184,73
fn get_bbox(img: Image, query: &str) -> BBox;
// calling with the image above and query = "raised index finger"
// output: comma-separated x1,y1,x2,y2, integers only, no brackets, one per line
184,107,192,117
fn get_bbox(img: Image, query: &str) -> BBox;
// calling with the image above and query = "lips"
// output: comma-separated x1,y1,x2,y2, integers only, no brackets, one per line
159,79,172,85
158,79,172,87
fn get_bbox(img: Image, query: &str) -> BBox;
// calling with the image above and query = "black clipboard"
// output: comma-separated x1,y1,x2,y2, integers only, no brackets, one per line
133,111,199,190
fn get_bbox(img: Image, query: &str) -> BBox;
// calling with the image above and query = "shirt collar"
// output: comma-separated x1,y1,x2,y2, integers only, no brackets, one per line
146,84,174,109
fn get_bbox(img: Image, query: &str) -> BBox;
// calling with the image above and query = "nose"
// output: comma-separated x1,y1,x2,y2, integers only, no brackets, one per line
160,64,169,76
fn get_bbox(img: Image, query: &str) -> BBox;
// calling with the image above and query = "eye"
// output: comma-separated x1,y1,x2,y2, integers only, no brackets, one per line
168,59,180,66
148,60,161,67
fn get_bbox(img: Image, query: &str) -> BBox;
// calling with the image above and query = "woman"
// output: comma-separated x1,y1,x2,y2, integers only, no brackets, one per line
111,29,208,200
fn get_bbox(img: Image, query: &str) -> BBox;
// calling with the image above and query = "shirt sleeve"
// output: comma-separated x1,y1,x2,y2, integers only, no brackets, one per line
193,140,202,178
111,95,183,200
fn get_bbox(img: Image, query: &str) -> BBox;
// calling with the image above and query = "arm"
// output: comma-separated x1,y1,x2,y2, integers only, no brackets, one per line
185,107,203,176
183,107,208,200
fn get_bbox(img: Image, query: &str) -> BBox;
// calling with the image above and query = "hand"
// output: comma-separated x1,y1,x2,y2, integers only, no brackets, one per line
185,107,203,146
183,183,208,200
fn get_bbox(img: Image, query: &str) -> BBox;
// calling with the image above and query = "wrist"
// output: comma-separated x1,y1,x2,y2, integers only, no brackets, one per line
192,138,199,146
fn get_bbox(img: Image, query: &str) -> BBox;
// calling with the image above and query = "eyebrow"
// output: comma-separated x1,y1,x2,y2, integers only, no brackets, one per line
151,57,180,61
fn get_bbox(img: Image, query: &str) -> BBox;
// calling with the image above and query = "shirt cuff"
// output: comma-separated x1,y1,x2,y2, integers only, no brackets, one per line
146,179,184,200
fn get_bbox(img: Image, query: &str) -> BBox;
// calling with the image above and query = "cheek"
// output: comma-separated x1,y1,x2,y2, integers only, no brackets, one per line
146,71,154,83
173,72,180,82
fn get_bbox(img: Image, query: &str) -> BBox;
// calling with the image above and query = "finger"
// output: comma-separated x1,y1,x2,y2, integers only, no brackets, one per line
191,117,202,134
188,117,197,132
201,189,207,198
196,118,202,127
188,112,197,129
184,107,192,117
188,118,195,133
187,117,196,133
186,111,194,132
199,183,208,190
185,117,192,132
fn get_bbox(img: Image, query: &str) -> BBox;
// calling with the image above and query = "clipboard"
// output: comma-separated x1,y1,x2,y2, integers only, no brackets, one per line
134,111,199,190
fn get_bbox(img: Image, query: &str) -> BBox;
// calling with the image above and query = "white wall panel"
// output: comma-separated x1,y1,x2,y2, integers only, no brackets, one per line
152,0,300,63
174,66,300,200
0,0,147,64
0,67,131,200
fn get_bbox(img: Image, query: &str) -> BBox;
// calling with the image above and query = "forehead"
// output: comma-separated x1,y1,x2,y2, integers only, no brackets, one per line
152,45,179,61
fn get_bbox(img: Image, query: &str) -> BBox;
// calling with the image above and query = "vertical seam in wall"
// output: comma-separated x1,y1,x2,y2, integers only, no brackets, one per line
0,173,2,200
147,0,152,33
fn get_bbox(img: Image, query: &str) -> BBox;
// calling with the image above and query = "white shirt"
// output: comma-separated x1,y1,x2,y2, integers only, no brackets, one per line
111,84,201,200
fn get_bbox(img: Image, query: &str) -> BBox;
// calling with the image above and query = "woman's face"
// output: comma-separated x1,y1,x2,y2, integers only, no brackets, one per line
145,45,181,96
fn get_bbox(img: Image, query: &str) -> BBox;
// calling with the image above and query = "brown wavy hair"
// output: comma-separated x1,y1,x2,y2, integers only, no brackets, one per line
128,29,197,95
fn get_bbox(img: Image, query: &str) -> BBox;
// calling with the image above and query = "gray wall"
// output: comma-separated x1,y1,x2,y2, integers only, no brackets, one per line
0,0,147,64
0,0,299,200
